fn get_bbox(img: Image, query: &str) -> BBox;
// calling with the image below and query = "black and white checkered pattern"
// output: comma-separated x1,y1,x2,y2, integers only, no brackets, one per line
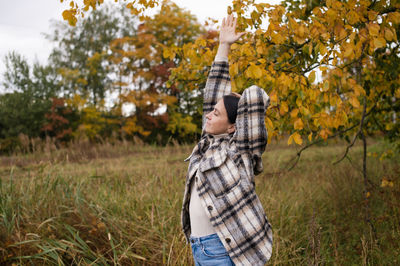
181,60,273,265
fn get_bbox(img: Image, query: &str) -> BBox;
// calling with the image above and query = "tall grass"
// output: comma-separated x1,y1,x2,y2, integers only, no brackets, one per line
0,137,399,265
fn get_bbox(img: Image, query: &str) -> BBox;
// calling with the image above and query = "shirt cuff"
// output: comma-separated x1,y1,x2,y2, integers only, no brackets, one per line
214,55,228,62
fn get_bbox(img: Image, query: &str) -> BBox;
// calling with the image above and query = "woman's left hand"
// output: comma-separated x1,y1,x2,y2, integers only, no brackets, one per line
219,14,245,45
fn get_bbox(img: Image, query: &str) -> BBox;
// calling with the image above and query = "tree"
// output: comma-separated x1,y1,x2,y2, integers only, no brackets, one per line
41,97,76,145
166,0,400,240
48,3,137,106
0,52,59,141
57,0,399,152
60,0,158,26
108,1,205,142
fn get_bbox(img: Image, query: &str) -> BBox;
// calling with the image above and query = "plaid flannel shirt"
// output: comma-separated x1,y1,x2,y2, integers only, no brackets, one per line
181,59,273,265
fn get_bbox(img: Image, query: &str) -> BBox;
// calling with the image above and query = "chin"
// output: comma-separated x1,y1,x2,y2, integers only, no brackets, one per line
205,129,213,134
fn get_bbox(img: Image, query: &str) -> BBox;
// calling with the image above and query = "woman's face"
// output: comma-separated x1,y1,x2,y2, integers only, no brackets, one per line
205,99,235,135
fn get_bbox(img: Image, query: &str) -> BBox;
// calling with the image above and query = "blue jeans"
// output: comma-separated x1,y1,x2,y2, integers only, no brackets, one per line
190,233,235,266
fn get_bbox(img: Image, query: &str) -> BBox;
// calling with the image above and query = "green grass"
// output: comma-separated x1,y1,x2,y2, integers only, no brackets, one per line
0,137,399,265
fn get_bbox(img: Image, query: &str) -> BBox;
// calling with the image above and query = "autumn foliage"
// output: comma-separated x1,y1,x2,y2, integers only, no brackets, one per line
2,0,399,151
164,0,400,150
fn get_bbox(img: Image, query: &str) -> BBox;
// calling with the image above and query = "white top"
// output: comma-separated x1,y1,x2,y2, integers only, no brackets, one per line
189,171,216,237
189,132,230,237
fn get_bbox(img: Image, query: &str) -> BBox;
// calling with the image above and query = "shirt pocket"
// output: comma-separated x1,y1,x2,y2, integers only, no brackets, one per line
199,150,242,198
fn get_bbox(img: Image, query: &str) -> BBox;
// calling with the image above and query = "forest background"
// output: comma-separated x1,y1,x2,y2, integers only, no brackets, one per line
1,0,399,155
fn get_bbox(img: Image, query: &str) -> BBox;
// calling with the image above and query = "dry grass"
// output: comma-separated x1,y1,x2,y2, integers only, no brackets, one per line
0,136,399,265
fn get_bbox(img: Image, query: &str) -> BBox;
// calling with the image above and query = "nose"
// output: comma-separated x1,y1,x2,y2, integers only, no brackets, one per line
206,112,212,120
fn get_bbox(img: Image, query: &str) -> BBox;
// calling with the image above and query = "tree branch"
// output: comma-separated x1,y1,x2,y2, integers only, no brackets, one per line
333,95,368,165
263,93,381,177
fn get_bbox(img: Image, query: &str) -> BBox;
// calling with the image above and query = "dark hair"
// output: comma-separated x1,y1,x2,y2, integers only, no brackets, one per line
223,93,241,124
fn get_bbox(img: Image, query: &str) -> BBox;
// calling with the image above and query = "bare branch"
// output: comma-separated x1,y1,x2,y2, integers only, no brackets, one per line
262,123,358,177
333,95,368,164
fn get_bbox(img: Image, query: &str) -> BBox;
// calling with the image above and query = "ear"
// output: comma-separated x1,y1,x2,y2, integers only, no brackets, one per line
227,123,236,134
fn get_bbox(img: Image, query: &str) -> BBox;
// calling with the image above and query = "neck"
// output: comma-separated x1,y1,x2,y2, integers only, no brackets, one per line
211,132,230,138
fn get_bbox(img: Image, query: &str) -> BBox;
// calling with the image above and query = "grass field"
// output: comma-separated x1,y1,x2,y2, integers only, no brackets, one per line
0,137,399,265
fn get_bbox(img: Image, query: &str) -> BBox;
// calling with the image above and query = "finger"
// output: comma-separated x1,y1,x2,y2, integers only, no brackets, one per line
237,32,246,38
227,14,233,27
231,15,236,27
222,17,226,27
232,17,237,28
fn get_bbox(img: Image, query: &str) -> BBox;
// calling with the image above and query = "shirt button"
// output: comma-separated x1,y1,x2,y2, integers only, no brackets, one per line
225,238,231,243
191,239,195,243
207,205,213,211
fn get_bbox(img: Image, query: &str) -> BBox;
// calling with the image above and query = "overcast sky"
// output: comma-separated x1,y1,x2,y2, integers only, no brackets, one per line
0,0,280,87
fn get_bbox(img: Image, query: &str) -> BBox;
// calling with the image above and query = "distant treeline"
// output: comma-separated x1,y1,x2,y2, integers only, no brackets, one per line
0,2,213,154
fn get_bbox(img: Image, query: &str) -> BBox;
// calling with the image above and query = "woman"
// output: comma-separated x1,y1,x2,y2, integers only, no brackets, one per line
181,14,273,265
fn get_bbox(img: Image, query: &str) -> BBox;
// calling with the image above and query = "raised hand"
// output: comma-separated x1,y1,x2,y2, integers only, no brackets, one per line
219,14,245,45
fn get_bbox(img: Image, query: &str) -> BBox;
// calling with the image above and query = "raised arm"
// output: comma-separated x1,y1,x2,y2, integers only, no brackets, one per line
201,15,245,136
233,85,270,175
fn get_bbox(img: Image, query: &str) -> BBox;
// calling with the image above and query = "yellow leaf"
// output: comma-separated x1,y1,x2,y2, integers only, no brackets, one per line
385,123,393,131
318,43,327,55
280,101,289,115
322,80,329,92
368,11,378,21
326,9,337,21
388,12,400,24
366,192,371,198
343,44,353,58
294,132,303,145
353,84,366,96
308,132,312,142
349,96,360,108
301,106,310,116
246,64,263,79
319,128,331,140
395,88,400,98
288,17,297,31
384,28,395,41
288,132,302,145
368,23,380,37
294,118,304,130
373,37,386,49
288,133,293,145
257,58,266,64
296,97,303,108
347,11,359,25
231,43,239,50
270,93,278,104
271,32,286,44
381,178,390,187
308,71,316,83
252,65,263,79
290,108,299,118
319,66,328,72
323,93,329,103
231,63,239,76
265,117,273,128
62,10,72,20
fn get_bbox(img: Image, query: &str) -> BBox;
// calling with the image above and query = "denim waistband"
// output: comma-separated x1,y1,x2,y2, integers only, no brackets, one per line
189,233,219,244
